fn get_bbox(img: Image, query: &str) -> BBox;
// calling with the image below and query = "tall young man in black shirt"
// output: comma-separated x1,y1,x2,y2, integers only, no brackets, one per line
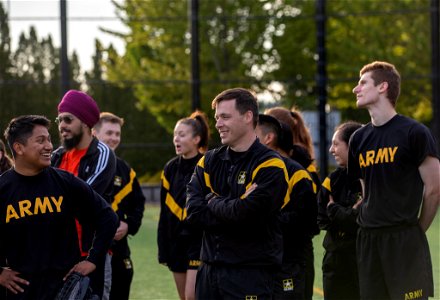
349,61,439,300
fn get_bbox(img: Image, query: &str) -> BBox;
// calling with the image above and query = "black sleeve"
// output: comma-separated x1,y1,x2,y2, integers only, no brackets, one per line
185,156,222,227
208,160,287,224
85,144,117,201
118,168,145,236
72,177,119,266
326,203,359,235
282,172,317,236
317,177,332,230
157,170,170,264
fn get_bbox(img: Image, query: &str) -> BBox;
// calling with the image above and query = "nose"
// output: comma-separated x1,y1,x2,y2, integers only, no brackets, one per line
215,119,223,129
329,144,334,154
352,85,360,94
45,140,54,151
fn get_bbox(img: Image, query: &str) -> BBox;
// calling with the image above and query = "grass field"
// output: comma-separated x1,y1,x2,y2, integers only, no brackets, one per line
128,203,440,300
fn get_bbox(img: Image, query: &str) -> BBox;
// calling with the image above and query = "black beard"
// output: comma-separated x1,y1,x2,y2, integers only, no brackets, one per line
61,129,83,150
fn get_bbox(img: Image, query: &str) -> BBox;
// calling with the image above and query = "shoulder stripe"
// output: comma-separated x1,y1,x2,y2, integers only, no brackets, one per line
86,142,110,185
322,177,331,192
198,155,217,195
165,193,187,221
307,163,317,173
242,157,289,200
112,168,136,211
197,156,205,168
282,169,313,208
161,171,170,190
203,172,215,193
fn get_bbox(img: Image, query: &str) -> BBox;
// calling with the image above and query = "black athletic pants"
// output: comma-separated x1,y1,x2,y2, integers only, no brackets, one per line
273,261,305,300
322,248,360,300
196,263,275,300
109,255,134,300
303,239,315,300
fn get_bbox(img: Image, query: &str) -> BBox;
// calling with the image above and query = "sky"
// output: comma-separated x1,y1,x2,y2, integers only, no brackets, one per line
3,0,127,71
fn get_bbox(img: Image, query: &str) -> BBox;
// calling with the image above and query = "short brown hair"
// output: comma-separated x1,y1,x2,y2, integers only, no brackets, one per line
211,88,259,128
360,61,401,107
94,112,124,131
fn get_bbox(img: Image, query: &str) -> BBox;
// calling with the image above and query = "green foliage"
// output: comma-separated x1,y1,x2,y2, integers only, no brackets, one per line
104,0,436,133
0,9,81,142
0,0,437,169
105,0,273,132
325,0,432,123
85,39,174,179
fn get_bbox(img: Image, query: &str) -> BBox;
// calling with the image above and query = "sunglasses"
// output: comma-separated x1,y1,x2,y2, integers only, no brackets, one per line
55,115,74,125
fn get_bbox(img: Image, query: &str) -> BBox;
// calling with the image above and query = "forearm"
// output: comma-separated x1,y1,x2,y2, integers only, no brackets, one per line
87,207,118,264
419,192,439,232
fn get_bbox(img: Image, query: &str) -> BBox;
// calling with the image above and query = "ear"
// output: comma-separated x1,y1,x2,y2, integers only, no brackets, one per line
13,142,24,156
378,81,389,94
193,135,201,146
244,110,254,125
265,132,277,147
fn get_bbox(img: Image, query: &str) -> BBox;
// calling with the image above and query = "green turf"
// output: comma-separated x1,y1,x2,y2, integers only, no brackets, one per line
129,203,440,300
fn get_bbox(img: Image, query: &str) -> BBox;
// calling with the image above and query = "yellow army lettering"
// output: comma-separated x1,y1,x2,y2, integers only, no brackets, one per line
405,289,423,300
6,196,64,223
359,146,398,168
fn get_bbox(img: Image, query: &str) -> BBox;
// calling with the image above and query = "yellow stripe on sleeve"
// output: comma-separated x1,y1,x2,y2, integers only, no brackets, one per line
242,158,289,201
165,193,186,221
112,168,136,211
161,171,170,191
282,169,313,209
322,177,331,192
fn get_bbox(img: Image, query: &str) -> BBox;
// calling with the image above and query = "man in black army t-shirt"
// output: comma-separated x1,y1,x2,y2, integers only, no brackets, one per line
349,61,439,300
0,115,118,300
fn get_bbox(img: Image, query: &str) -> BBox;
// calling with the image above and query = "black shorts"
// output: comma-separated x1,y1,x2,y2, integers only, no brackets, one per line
357,225,433,300
166,237,201,272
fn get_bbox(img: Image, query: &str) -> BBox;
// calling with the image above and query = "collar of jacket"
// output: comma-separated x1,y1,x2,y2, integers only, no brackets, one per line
219,138,262,162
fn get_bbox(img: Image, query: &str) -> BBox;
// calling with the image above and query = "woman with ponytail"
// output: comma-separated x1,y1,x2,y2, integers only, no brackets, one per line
157,111,210,300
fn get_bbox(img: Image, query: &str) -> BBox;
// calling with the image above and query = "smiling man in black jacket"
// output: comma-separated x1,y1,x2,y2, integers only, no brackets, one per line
186,88,288,299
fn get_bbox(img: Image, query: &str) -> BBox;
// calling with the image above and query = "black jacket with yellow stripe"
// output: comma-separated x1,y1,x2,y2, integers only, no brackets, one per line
317,167,361,252
110,157,145,258
186,139,288,267
157,153,203,264
280,156,316,263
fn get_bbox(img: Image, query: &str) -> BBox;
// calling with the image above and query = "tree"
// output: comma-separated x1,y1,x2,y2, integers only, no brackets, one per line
258,0,433,124
0,19,81,141
85,39,174,178
104,0,271,134
0,2,13,134
104,0,434,131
